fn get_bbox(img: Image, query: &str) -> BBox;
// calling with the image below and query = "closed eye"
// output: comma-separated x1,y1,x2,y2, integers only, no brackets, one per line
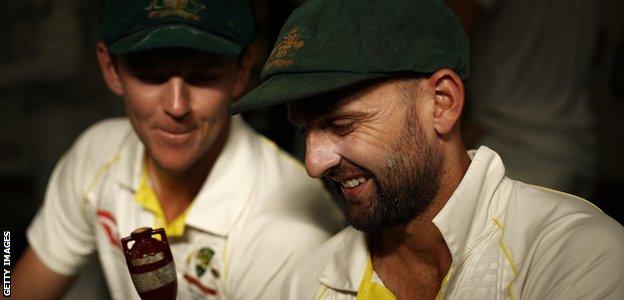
330,120,355,135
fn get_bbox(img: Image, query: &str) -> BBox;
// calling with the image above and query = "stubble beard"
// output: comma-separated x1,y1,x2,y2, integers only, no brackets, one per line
335,112,443,232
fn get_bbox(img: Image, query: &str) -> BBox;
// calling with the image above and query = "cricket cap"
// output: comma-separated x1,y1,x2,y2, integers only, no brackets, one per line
229,0,469,114
101,0,254,56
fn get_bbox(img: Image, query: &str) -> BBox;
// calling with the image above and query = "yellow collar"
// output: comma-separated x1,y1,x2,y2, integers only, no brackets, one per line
355,256,451,300
356,257,396,300
116,116,259,237
134,166,189,237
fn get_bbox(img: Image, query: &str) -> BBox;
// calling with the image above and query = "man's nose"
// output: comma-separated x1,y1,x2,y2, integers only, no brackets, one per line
162,77,191,119
305,130,341,178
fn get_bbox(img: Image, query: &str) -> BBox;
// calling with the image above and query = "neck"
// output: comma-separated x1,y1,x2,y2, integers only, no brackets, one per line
370,143,471,287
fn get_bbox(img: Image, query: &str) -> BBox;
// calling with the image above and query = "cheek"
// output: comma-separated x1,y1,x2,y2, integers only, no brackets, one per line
335,136,392,171
192,83,235,120
124,97,153,119
339,126,416,177
121,81,160,120
193,95,229,124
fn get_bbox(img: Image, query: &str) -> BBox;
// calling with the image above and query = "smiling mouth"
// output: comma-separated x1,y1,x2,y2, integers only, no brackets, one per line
158,127,195,135
327,162,374,197
156,128,196,143
332,176,372,203
340,176,367,188
333,173,372,193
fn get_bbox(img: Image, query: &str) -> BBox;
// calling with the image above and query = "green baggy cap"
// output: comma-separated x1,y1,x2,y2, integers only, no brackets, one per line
229,0,469,115
101,0,254,56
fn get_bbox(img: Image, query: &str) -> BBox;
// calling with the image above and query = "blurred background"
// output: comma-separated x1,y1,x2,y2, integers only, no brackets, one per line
1,0,623,298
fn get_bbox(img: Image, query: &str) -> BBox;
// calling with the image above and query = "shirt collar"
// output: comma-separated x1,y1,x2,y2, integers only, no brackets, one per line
184,116,261,237
319,227,368,293
318,146,507,292
432,145,507,265
114,116,260,237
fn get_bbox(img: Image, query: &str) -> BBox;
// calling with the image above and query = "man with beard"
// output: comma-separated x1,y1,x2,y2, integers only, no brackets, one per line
228,0,624,299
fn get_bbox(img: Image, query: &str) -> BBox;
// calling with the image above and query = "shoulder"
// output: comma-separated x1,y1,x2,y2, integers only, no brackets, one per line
504,181,624,297
504,182,624,290
54,118,133,184
507,181,622,235
234,118,312,185
506,180,624,245
249,127,316,189
71,118,133,159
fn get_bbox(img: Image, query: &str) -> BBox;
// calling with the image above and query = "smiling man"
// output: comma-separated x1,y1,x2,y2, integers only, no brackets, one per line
229,0,624,299
11,0,343,299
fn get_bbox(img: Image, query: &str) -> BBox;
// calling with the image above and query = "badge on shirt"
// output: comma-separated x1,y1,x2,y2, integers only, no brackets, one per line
183,246,220,297
195,247,215,277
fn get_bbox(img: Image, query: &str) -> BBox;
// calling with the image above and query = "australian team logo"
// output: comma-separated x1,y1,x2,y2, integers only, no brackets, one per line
265,27,305,71
183,246,219,297
194,247,215,277
145,0,206,21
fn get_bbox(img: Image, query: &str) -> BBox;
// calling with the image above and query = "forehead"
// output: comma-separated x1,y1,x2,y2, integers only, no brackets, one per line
287,78,414,125
120,48,237,69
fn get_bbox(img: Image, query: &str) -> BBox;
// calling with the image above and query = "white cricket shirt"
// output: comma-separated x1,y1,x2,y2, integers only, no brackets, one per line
27,116,344,299
283,147,624,300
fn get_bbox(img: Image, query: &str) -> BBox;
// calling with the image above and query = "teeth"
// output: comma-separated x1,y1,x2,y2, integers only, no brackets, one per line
340,177,366,188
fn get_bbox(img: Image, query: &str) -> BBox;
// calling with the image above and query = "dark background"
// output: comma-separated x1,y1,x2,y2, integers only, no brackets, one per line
1,0,623,297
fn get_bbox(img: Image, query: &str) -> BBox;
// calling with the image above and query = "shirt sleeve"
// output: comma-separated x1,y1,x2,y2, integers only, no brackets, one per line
522,216,624,300
26,132,97,276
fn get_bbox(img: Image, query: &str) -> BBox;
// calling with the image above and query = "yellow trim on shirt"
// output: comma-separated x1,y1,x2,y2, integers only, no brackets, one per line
528,184,603,213
134,166,189,237
435,268,453,300
492,218,505,230
314,285,328,300
508,281,516,300
356,256,453,300
491,219,519,277
356,257,397,300
492,218,518,300
83,154,121,220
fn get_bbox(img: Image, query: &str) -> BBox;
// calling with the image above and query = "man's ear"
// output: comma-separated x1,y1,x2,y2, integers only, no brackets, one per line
96,42,124,96
429,68,465,135
232,43,258,100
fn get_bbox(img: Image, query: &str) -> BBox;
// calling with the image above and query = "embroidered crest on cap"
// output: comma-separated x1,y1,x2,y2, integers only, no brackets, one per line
265,27,305,71
145,0,206,21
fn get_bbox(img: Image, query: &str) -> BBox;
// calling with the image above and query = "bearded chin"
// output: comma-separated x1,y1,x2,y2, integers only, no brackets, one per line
338,126,442,232
340,167,441,232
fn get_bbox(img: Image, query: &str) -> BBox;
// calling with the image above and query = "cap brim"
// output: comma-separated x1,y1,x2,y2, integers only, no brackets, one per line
229,72,389,115
108,24,243,56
